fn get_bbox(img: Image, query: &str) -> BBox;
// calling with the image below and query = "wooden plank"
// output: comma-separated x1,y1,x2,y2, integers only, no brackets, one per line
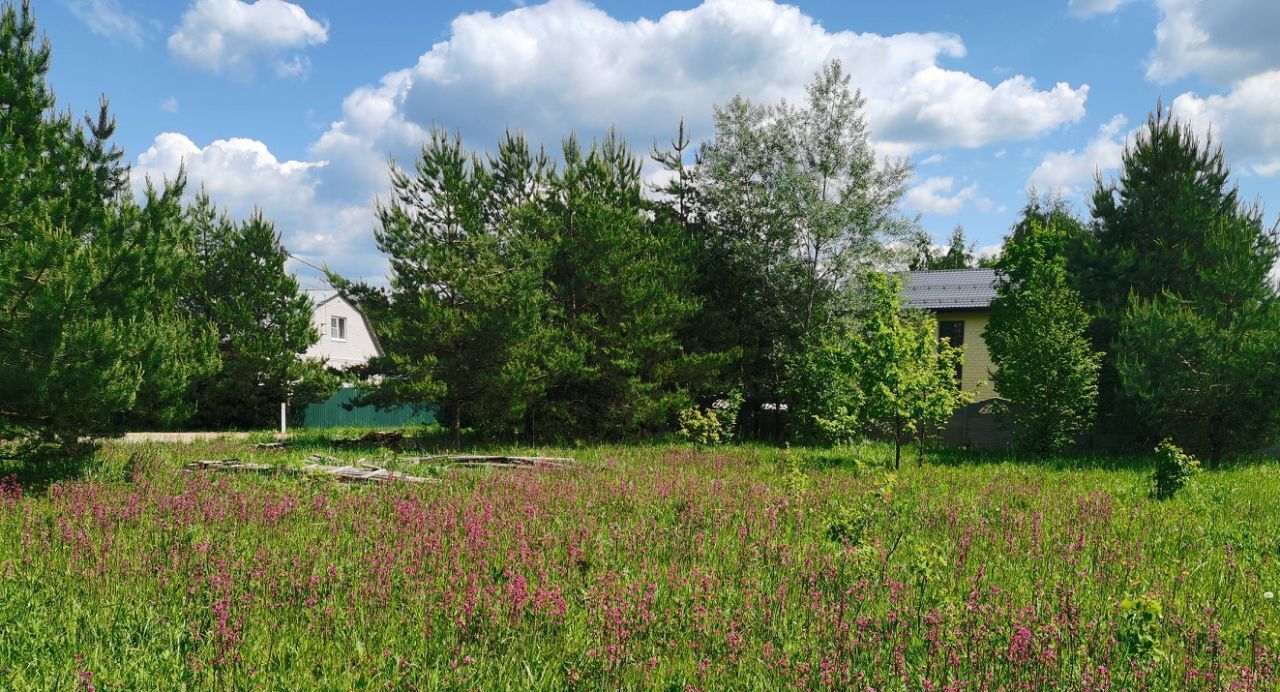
403,455,576,467
188,459,274,473
192,458,437,484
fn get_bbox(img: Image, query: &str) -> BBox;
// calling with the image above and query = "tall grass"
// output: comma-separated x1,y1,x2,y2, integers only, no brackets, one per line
0,441,1276,688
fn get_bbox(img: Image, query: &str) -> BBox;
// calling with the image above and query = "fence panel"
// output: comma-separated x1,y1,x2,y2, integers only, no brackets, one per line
299,388,435,429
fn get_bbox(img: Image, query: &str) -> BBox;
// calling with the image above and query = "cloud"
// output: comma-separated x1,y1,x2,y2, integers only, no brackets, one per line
312,0,1087,202
975,242,1004,262
159,97,179,114
1028,114,1130,196
1147,0,1280,85
1079,0,1280,85
168,0,328,79
62,0,145,46
1072,1,1280,178
145,0,1091,282
1170,71,1280,176
905,177,981,215
1067,0,1135,18
132,134,385,282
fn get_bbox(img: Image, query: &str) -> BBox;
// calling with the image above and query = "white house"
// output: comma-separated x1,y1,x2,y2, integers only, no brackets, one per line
302,290,383,369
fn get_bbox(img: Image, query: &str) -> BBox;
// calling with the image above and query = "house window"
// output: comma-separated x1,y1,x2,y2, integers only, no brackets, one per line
330,316,347,341
938,320,964,382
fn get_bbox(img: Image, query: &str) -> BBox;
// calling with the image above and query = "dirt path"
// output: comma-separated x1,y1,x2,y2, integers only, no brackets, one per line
118,432,263,444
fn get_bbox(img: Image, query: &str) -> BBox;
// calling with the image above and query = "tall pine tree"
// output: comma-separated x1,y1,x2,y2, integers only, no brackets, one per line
183,194,336,429
1082,105,1280,458
0,1,216,459
341,129,551,446
534,131,706,439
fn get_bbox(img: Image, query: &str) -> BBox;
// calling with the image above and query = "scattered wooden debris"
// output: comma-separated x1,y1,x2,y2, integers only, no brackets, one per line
187,459,274,473
189,456,437,485
251,441,289,450
333,430,406,448
301,461,436,484
401,455,576,469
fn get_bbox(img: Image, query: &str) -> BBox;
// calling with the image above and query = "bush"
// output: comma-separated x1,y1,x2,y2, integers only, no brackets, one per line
1150,439,1199,500
677,407,722,448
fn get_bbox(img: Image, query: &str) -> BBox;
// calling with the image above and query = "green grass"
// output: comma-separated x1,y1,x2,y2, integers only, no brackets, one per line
0,437,1276,689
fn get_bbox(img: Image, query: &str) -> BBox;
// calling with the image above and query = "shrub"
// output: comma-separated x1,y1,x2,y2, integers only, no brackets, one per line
781,450,810,497
1117,594,1165,663
826,473,898,546
677,407,722,448
1150,439,1199,500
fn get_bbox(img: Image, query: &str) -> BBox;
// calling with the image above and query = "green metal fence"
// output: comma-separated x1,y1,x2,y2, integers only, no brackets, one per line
298,388,436,429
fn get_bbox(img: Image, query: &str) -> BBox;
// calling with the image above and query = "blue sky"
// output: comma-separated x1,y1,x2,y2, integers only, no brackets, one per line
39,0,1280,284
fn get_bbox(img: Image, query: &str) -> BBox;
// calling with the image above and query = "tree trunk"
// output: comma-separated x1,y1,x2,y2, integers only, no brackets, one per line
893,415,902,470
451,404,462,449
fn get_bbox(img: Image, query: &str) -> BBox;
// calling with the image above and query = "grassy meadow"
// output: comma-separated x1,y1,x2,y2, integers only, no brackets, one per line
0,436,1277,689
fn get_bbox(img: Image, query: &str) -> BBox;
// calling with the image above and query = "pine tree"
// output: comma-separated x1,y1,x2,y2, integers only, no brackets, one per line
985,204,1101,454
0,1,216,460
183,194,336,429
1083,105,1280,457
347,129,551,446
534,131,705,438
932,225,975,269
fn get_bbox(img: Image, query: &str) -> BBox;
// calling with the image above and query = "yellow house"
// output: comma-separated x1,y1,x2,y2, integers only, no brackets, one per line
902,269,1009,447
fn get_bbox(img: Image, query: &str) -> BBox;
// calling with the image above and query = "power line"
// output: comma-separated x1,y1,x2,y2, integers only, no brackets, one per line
286,251,330,277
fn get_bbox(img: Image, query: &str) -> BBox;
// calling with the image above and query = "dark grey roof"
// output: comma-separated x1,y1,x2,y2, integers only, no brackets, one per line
901,269,997,311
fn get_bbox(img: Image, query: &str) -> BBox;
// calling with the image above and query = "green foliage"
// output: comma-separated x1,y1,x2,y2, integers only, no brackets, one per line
1082,105,1280,456
781,449,811,496
669,60,911,432
1117,594,1166,663
782,323,864,443
338,129,552,445
855,274,969,468
0,1,216,459
826,472,898,546
1150,439,1199,500
533,132,707,439
343,129,710,444
908,224,976,270
677,407,722,448
985,202,1102,454
182,194,336,429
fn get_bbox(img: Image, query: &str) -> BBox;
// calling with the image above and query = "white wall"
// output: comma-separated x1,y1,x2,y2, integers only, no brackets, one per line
303,296,381,369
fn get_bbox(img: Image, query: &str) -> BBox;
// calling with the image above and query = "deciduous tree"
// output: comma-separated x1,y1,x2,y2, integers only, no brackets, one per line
985,204,1101,454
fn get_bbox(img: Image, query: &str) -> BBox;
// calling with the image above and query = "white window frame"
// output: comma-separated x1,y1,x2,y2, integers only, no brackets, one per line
330,315,347,342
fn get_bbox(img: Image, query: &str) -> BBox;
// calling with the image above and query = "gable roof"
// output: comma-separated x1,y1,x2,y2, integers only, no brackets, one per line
901,268,998,311
304,289,385,357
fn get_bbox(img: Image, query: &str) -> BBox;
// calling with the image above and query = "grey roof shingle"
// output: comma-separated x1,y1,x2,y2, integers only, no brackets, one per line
901,268,997,310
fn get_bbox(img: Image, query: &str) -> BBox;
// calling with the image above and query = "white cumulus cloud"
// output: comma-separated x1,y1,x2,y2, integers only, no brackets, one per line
1146,0,1280,85
1076,0,1280,85
311,0,1088,206
1028,114,1130,197
63,0,145,46
1067,0,1135,18
1171,71,1280,176
168,0,328,79
132,134,385,282
145,0,1093,282
905,177,981,215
